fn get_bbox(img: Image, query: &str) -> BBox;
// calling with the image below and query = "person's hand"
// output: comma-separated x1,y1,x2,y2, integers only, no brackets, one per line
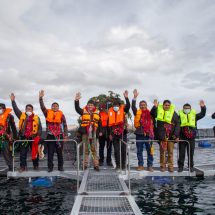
123,90,128,98
99,132,103,137
109,135,113,141
133,89,139,99
39,90,44,98
153,99,158,107
10,93,15,101
75,92,81,101
200,100,205,107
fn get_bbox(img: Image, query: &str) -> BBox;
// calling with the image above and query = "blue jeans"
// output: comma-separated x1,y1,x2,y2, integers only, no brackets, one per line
136,134,153,167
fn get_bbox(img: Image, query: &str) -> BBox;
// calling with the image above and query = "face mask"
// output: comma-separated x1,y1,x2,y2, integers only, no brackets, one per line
183,109,191,114
26,111,32,116
0,109,3,114
113,106,119,112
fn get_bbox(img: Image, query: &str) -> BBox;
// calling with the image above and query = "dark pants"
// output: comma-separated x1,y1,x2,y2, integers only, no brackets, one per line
136,134,153,167
178,139,195,168
1,141,12,168
99,135,112,163
47,134,64,170
113,135,127,169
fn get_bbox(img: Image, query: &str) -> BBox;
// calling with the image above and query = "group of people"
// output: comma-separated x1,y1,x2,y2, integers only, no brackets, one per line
0,89,212,173
0,91,68,172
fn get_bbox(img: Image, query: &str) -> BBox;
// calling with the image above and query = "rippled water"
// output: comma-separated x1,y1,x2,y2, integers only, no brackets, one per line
1,142,215,215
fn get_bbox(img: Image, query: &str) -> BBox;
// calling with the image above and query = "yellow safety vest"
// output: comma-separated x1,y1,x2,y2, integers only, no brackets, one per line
81,108,100,128
156,104,175,124
179,109,196,128
19,112,39,134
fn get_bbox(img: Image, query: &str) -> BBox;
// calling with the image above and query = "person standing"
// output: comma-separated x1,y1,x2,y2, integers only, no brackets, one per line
39,90,68,172
151,99,180,172
178,100,206,172
132,89,154,171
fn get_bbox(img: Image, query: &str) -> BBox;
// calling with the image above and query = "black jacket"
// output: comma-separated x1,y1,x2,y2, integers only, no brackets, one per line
180,106,206,139
151,105,180,141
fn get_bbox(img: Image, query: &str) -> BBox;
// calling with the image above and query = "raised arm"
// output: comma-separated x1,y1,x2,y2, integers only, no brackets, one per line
74,92,83,115
123,90,130,114
150,99,158,119
10,93,22,119
196,100,206,121
131,89,139,115
39,90,48,117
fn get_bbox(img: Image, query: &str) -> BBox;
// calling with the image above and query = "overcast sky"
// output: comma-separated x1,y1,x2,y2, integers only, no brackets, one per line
0,0,214,128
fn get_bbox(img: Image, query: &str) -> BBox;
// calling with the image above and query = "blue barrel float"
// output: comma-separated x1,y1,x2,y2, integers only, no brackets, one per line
198,140,212,148
30,177,56,187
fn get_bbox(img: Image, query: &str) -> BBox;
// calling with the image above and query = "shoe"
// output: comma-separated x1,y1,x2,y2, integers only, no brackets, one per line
18,167,27,173
94,166,99,171
107,161,113,167
135,166,144,171
48,168,53,172
168,167,174,173
33,166,39,171
58,166,64,171
160,167,166,172
147,167,154,172
84,165,88,170
178,167,183,173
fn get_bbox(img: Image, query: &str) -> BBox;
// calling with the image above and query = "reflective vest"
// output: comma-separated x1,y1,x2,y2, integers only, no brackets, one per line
134,109,143,128
46,109,63,123
156,104,175,124
19,112,39,135
100,111,108,127
0,108,12,127
81,108,100,128
108,105,125,127
179,109,196,128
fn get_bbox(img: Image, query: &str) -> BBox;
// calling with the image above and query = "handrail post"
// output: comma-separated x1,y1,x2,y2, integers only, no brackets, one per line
128,143,131,194
120,139,122,174
77,143,80,193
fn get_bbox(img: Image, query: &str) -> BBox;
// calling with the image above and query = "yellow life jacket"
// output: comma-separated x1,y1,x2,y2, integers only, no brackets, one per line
156,104,175,124
81,108,100,128
134,109,143,128
179,109,196,128
19,112,39,135
0,108,12,127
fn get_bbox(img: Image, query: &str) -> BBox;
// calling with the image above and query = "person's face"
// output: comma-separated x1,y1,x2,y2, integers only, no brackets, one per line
87,103,95,112
51,104,59,112
139,102,147,110
25,106,33,113
163,102,171,111
0,108,5,114
183,105,191,114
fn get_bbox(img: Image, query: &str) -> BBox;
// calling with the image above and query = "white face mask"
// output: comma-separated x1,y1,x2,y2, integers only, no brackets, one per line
0,109,3,114
183,109,191,114
26,111,32,116
113,106,119,112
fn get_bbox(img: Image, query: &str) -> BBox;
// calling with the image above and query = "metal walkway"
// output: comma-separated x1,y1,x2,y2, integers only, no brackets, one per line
71,168,142,215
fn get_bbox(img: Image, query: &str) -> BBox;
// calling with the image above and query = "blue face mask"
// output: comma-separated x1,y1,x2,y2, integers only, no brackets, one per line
0,109,3,114
113,106,119,112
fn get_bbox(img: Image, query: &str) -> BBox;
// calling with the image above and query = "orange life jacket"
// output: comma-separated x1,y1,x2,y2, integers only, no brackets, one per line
81,108,100,128
108,105,125,127
19,112,39,135
100,111,108,127
46,109,63,123
0,108,12,127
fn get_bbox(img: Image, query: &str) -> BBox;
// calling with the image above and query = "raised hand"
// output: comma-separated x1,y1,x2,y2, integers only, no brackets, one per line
200,100,205,107
123,90,129,98
75,92,81,100
153,99,158,107
39,90,44,98
133,89,139,98
10,93,15,101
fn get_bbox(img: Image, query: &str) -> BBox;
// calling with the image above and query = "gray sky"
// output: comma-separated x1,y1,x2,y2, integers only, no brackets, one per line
0,0,214,128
